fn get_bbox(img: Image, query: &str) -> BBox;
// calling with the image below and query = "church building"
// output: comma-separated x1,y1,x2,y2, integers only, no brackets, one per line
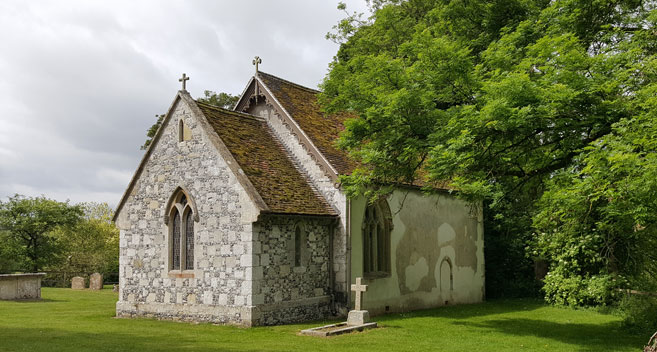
113,66,485,326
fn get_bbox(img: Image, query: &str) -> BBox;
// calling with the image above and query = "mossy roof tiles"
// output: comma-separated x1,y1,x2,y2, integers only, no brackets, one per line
196,101,336,216
257,71,358,175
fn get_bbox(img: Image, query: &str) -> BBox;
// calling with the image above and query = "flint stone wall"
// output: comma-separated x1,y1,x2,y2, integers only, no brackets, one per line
252,215,333,325
115,97,259,326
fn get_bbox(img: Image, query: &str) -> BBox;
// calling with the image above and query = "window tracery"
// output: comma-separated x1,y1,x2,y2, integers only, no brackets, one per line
363,199,392,277
168,190,195,271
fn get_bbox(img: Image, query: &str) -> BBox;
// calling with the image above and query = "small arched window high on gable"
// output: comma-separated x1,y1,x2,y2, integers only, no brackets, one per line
179,119,192,142
168,190,196,271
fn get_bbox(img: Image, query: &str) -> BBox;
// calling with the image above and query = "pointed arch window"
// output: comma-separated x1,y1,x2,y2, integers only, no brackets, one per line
168,190,196,271
363,199,392,277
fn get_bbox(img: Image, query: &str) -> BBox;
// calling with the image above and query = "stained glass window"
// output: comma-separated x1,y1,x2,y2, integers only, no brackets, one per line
172,210,181,270
185,210,194,269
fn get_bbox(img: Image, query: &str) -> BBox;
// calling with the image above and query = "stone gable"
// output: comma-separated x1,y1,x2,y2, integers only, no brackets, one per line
116,96,261,325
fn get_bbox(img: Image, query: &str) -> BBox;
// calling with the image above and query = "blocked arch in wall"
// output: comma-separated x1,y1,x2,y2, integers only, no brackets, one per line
440,257,454,293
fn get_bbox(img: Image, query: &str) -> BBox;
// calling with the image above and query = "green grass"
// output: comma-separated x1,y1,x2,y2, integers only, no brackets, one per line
0,288,647,351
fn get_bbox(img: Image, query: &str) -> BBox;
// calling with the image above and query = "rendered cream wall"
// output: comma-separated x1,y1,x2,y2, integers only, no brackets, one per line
350,190,485,314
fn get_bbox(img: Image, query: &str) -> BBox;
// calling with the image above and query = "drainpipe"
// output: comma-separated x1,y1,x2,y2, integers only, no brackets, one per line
346,198,352,312
328,219,335,315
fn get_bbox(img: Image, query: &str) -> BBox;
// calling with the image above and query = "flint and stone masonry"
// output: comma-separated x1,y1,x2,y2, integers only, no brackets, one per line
115,95,336,326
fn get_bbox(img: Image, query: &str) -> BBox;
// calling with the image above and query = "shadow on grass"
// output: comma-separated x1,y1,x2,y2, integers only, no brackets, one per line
451,318,642,351
375,298,545,325
3,298,63,303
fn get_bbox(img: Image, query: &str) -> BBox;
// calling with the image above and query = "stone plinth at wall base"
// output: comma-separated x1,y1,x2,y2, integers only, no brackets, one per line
347,310,370,326
115,301,254,327
0,273,46,300
300,322,378,337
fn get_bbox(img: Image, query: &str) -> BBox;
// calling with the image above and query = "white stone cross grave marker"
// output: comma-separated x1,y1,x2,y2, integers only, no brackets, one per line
351,277,367,311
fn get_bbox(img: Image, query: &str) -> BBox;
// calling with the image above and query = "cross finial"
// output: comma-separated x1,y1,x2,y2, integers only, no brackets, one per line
351,277,368,311
178,73,189,91
252,56,262,75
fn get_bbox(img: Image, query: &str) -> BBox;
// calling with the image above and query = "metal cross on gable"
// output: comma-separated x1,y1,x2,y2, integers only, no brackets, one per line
179,73,190,91
351,277,368,311
252,56,262,74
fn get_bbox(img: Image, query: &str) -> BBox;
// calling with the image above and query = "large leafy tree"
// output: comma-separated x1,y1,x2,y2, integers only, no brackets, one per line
51,202,120,276
321,0,657,297
0,195,83,272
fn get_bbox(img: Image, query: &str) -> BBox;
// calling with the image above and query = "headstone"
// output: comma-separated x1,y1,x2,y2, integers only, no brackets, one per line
347,277,370,326
89,273,103,290
71,276,85,290
113,284,119,292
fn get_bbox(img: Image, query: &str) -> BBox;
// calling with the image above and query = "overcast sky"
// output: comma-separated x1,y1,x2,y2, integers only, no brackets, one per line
0,0,368,208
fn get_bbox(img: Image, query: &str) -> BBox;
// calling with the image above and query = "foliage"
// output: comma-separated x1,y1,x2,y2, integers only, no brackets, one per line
0,230,26,273
619,295,657,336
0,291,646,351
0,195,83,272
533,85,657,305
197,90,239,110
140,114,165,150
321,0,657,298
141,90,239,150
50,202,119,276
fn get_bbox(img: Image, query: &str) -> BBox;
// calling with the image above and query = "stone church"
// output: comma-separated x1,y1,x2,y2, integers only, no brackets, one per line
113,68,485,326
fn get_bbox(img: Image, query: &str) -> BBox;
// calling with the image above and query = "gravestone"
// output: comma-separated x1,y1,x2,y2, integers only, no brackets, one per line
300,276,377,336
347,277,370,326
71,276,85,290
89,273,103,290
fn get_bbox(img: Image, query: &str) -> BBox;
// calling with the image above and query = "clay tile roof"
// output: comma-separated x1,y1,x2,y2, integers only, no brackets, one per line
257,71,358,175
196,101,336,216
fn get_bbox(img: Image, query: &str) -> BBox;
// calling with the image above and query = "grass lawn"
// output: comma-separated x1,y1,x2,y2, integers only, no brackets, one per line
0,288,647,352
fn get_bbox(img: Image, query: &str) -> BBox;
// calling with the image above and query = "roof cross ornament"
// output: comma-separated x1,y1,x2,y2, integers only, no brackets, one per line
252,56,262,75
179,73,190,91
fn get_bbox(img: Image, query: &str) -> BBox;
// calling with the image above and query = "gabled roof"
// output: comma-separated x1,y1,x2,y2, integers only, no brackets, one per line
255,71,358,176
113,91,336,222
195,102,336,216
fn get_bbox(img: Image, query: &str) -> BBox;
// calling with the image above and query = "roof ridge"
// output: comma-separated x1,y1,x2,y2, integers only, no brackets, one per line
257,71,321,94
195,100,265,122
261,122,336,214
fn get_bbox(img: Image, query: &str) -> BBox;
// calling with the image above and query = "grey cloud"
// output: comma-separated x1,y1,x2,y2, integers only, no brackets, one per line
0,0,368,207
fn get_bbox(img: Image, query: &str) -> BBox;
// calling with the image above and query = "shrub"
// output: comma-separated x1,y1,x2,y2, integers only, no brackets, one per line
620,295,657,336
542,270,620,306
